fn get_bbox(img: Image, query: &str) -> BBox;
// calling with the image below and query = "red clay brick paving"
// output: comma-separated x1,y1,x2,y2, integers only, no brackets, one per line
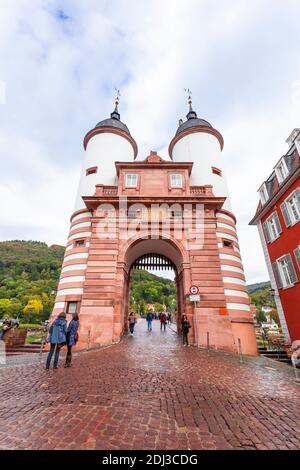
0,319,299,450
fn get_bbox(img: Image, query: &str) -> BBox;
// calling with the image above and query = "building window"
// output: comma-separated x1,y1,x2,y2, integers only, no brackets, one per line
86,166,97,176
263,212,282,243
273,254,298,289
223,239,233,249
212,167,222,177
294,246,300,271
74,239,85,247
67,301,78,315
259,183,269,205
281,188,300,227
275,159,288,184
126,174,138,187
170,174,183,188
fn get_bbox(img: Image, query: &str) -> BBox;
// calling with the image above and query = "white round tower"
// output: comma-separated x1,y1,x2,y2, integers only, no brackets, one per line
74,98,138,211
168,96,231,211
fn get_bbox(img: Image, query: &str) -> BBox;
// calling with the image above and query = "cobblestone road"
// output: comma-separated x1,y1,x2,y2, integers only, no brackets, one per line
0,320,299,450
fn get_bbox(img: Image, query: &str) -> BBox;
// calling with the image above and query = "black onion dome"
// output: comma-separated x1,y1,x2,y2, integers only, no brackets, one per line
176,117,212,135
175,103,212,136
94,105,131,135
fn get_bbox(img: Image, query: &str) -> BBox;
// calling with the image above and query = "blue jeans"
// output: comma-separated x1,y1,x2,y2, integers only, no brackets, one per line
46,343,62,369
129,323,135,334
147,320,152,331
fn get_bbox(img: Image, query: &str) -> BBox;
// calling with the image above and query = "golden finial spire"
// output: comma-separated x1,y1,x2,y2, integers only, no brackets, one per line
111,88,121,119
114,88,121,107
184,88,193,107
184,88,197,120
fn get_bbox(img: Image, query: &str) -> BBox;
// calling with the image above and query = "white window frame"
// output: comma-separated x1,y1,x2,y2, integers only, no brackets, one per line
125,173,138,188
275,254,298,289
294,246,300,271
266,213,281,241
277,257,293,288
258,183,269,205
275,158,289,184
286,191,300,225
170,173,183,188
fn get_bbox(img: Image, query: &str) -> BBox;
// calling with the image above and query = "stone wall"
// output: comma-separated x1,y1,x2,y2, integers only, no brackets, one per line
3,329,27,348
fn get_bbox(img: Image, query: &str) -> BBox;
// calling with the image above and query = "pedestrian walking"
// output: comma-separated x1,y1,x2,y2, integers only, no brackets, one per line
146,311,153,331
167,312,172,325
181,314,191,346
65,314,80,368
160,312,167,331
45,312,67,370
128,311,137,334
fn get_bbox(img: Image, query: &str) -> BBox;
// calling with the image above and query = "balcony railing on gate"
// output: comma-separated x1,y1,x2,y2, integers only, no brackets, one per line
96,185,118,196
190,185,213,195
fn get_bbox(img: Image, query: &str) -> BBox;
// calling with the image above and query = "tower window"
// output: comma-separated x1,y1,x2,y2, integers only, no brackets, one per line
67,301,78,315
170,174,183,188
86,166,97,176
212,167,222,177
74,239,85,247
223,239,233,248
126,174,138,187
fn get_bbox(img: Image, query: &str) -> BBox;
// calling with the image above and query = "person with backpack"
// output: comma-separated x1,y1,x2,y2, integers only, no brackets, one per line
181,314,191,346
65,314,80,368
160,311,167,331
128,311,137,335
146,311,154,331
45,312,67,370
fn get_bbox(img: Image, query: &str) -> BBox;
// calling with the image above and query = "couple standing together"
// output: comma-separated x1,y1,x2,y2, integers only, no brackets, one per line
45,312,80,370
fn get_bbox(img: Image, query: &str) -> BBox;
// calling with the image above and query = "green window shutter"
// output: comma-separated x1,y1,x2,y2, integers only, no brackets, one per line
273,212,282,234
286,254,298,284
293,247,300,271
281,201,292,227
263,221,271,243
272,261,282,289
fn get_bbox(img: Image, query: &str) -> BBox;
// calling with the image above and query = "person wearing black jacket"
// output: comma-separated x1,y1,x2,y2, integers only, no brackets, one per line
181,314,191,347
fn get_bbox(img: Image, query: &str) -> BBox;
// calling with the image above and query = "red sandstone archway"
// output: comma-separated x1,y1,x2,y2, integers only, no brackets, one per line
115,237,193,341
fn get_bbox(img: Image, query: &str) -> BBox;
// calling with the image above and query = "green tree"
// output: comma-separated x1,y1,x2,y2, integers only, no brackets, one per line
255,307,267,324
0,299,11,318
23,297,43,323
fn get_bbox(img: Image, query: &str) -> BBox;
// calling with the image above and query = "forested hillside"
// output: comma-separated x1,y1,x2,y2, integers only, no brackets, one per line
0,241,177,321
0,240,274,323
0,241,65,322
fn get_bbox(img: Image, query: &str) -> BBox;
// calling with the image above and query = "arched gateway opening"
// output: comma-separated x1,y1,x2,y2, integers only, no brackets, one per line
119,237,192,341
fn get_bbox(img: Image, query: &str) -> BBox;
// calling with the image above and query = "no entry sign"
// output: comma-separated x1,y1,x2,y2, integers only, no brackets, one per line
189,285,199,295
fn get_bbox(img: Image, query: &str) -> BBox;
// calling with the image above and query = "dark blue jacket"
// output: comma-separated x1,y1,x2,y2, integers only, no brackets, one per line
146,312,153,321
48,317,67,345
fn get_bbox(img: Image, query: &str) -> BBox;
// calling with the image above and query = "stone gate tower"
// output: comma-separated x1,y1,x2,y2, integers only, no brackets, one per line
50,95,257,355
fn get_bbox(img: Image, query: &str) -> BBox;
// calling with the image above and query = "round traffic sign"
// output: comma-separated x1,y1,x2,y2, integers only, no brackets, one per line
190,285,199,295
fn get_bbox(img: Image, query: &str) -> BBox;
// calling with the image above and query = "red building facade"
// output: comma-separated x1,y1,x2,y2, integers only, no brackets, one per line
250,128,300,342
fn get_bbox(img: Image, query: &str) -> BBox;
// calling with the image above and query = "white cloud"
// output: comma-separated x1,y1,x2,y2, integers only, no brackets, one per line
0,0,300,284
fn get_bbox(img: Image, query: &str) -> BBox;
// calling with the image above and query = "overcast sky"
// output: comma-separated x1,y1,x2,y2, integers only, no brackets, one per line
1,0,300,284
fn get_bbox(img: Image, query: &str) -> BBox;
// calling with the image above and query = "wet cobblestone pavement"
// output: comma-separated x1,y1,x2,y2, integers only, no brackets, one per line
0,320,299,450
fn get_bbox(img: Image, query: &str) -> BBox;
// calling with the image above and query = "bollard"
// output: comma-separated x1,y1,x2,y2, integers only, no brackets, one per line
207,331,210,351
39,337,46,364
292,362,300,384
238,338,243,364
86,330,91,351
